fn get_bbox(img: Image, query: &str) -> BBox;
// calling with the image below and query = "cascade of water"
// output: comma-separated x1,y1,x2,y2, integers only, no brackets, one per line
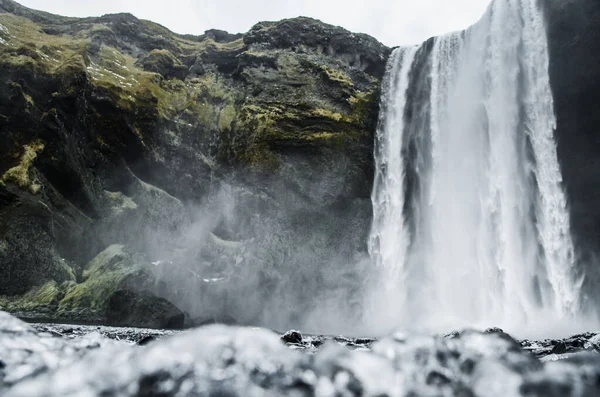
369,0,582,332
368,46,419,329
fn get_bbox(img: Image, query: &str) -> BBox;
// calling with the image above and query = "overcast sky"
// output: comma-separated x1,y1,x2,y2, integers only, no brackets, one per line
17,0,491,46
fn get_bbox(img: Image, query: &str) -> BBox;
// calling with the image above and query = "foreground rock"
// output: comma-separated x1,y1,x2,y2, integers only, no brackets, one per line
2,312,600,396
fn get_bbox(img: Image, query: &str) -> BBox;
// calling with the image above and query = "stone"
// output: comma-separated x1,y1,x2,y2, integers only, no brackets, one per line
2,312,600,396
105,290,184,329
550,341,568,355
281,330,303,344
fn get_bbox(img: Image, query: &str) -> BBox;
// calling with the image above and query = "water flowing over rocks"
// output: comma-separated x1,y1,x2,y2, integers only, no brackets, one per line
1,312,600,396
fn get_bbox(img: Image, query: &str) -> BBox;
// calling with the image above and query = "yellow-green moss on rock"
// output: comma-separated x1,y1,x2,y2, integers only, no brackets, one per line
57,245,140,317
1,140,45,194
137,49,188,79
0,280,63,313
231,100,368,169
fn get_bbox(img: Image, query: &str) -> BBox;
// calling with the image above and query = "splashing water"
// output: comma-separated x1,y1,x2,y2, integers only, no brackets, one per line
368,0,584,334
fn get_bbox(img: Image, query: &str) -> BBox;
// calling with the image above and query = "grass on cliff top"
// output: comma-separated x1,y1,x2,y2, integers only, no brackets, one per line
0,14,89,73
89,47,242,122
140,19,245,53
0,13,242,122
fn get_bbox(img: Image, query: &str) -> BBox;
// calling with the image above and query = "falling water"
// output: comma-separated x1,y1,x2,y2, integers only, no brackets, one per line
369,0,582,332
370,46,419,284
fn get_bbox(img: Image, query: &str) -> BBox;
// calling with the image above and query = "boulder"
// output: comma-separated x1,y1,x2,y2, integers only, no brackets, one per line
54,245,162,324
105,289,184,329
281,329,303,344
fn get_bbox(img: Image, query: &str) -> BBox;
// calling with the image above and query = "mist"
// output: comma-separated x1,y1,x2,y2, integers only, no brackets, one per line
116,150,373,335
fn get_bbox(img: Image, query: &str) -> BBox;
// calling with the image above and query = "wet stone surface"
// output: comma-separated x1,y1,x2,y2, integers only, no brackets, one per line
1,312,600,396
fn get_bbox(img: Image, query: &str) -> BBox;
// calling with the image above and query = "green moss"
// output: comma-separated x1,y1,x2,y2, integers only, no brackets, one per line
106,190,138,214
138,49,184,78
55,259,77,283
229,100,367,169
312,108,355,124
1,140,45,193
319,65,354,88
140,19,244,53
218,104,237,132
57,245,139,316
0,13,243,125
23,93,34,106
349,89,378,123
0,280,62,312
196,38,245,53
0,14,89,75
180,74,238,127
140,20,173,37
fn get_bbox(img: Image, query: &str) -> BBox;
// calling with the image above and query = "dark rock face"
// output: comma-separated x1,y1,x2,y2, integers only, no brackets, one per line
105,290,184,329
243,17,389,76
543,0,600,307
0,0,389,330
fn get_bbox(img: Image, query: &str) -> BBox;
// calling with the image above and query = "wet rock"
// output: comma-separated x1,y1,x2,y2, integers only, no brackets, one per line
30,322,178,344
137,336,155,346
0,312,124,392
484,327,504,334
281,330,303,344
444,331,461,339
105,290,185,329
2,312,600,397
50,245,163,325
586,334,600,351
550,341,568,354
243,17,390,76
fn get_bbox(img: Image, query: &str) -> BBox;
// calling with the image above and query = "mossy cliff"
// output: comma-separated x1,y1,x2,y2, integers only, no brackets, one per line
0,0,390,328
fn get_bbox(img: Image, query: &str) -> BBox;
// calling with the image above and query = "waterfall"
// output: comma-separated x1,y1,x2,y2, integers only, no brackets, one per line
369,46,419,289
369,0,582,332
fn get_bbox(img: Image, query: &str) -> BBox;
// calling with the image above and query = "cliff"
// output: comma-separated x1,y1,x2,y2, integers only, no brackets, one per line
0,0,390,329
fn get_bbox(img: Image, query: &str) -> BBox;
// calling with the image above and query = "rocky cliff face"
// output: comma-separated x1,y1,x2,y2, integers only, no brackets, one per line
0,0,390,329
543,0,600,307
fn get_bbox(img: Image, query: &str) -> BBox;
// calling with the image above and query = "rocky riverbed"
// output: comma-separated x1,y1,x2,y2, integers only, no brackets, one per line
1,311,600,397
